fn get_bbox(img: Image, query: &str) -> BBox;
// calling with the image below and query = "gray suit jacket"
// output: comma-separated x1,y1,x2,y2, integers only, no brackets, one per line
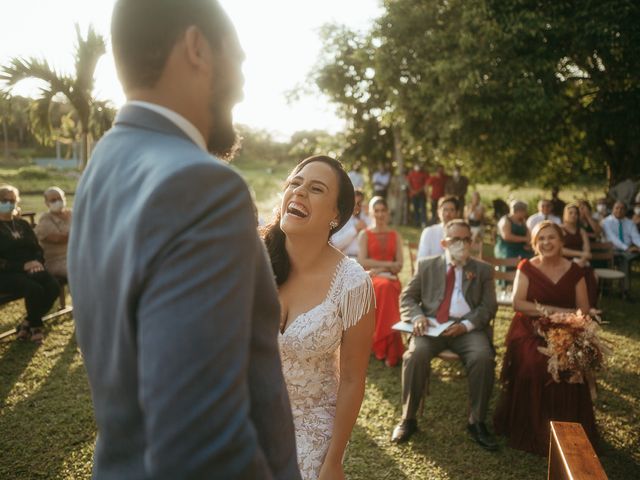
400,255,497,336
68,105,300,479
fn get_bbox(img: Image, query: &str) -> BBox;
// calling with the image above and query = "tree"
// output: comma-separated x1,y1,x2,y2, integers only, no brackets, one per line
0,24,106,169
313,0,640,186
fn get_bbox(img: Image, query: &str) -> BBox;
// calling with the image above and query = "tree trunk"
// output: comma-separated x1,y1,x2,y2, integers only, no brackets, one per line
2,118,9,161
392,125,407,225
80,131,88,170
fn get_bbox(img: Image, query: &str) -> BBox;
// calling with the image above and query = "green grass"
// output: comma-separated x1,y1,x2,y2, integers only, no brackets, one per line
0,167,638,479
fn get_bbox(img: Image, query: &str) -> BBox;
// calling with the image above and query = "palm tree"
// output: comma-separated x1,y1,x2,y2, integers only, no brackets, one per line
0,24,106,169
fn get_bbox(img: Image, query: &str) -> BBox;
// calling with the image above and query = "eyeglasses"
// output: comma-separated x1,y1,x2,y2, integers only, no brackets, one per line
445,236,471,244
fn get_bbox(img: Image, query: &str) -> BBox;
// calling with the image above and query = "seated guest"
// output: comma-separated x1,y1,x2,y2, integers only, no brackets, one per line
601,201,640,301
577,200,602,242
0,184,59,343
391,219,498,449
331,189,370,258
417,195,458,260
495,200,532,260
494,221,598,455
632,202,640,232
592,198,609,223
35,186,72,278
465,191,486,253
357,196,404,367
526,199,561,231
561,203,598,307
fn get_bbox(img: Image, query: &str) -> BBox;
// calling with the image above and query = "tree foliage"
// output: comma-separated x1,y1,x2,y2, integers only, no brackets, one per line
311,0,640,186
0,24,107,169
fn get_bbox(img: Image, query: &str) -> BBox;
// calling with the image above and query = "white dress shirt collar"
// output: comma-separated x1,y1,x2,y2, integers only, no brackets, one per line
126,100,207,152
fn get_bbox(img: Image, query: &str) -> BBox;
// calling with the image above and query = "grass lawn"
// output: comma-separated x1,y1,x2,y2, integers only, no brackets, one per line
0,163,638,478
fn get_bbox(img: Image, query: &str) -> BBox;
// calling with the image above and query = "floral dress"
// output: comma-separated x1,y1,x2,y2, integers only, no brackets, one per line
278,257,374,479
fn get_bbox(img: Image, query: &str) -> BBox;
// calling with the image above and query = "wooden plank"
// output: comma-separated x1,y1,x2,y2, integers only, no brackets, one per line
548,421,607,480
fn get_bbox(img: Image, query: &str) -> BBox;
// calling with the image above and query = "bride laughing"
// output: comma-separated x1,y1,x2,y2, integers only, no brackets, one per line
262,155,375,480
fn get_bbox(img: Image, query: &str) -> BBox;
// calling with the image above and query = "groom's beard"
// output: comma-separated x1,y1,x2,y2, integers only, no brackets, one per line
207,103,241,161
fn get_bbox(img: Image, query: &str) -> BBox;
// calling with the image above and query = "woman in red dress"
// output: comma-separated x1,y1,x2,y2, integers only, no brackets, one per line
494,221,598,456
357,196,404,367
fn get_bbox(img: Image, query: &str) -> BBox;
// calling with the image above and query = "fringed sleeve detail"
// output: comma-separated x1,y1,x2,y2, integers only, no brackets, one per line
338,263,375,331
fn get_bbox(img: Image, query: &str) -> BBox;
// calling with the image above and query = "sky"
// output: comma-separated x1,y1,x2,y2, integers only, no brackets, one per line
0,0,383,140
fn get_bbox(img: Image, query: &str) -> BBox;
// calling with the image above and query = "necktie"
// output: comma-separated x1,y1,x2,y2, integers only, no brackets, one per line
618,220,624,242
436,265,456,324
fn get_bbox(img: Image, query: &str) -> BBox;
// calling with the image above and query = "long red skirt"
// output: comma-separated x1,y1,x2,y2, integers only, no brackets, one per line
493,312,598,456
371,276,404,366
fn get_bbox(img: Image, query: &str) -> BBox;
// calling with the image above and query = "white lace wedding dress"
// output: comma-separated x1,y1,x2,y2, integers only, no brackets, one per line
279,257,374,480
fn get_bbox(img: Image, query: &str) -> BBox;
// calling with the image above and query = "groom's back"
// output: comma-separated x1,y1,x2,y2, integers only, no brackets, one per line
69,110,298,478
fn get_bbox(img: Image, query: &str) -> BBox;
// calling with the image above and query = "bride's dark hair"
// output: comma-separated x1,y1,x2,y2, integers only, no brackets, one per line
261,155,355,286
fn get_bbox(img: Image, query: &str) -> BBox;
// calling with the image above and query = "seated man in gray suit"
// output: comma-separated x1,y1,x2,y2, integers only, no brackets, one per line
67,1,300,478
391,219,498,451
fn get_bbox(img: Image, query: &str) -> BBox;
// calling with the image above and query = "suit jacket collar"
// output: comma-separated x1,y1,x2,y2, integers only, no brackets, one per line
114,103,196,147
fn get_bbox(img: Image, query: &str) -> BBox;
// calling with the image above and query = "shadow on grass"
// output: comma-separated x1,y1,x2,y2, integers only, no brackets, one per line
0,326,95,479
0,338,38,409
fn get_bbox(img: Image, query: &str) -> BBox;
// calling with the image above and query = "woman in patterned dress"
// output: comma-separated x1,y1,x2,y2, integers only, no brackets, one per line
262,156,375,480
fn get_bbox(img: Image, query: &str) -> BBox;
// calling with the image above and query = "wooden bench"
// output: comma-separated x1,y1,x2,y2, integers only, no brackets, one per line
548,421,607,479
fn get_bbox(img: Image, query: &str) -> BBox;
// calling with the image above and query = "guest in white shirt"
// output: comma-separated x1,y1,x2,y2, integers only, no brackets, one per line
347,163,365,191
330,190,370,258
526,199,561,231
417,195,459,260
372,163,392,198
601,201,640,300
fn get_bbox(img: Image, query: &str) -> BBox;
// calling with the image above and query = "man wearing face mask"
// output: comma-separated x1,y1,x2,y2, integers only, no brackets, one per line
35,186,72,278
391,219,498,450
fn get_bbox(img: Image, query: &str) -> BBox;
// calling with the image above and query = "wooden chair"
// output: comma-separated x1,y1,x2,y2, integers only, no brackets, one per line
590,241,626,299
548,421,608,479
485,255,520,306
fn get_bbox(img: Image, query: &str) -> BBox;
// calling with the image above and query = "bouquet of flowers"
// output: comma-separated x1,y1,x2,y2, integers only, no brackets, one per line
533,307,610,387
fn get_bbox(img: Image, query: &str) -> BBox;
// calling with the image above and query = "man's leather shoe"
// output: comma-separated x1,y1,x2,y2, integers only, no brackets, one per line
391,419,418,443
467,422,498,451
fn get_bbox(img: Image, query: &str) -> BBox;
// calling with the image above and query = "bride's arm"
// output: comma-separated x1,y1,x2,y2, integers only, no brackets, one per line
319,305,375,480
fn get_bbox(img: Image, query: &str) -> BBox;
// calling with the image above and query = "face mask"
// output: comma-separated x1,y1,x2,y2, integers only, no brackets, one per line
448,241,470,264
635,207,640,215
48,200,64,213
453,172,460,179
413,165,420,172
596,204,607,213
0,202,15,214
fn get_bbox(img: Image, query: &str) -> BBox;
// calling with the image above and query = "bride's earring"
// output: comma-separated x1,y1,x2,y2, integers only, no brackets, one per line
329,220,339,229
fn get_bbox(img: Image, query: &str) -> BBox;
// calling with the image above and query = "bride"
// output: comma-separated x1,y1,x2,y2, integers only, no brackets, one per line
262,155,375,480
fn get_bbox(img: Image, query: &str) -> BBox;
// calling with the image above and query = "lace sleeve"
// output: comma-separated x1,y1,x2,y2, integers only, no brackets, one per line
338,261,375,331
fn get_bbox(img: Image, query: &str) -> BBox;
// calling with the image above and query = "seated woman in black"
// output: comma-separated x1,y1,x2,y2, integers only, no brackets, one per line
0,184,59,343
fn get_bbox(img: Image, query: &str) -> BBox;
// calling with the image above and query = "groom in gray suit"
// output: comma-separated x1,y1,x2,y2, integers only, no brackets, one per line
67,1,300,478
391,219,498,450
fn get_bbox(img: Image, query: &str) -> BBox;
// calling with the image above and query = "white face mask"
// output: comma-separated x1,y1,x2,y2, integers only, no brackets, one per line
635,207,640,215
48,200,64,213
448,241,470,264
596,204,607,213
413,165,420,172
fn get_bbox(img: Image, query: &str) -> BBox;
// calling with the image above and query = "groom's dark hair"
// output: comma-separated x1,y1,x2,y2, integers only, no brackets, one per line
111,0,230,91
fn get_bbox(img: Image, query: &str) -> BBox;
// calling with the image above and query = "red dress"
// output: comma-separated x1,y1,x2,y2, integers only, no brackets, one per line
366,230,405,366
493,259,598,456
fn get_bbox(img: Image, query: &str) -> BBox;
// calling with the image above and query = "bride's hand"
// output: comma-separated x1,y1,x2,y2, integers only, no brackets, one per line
318,460,344,480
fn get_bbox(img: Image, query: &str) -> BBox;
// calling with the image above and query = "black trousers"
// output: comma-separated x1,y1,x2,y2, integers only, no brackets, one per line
0,271,59,327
